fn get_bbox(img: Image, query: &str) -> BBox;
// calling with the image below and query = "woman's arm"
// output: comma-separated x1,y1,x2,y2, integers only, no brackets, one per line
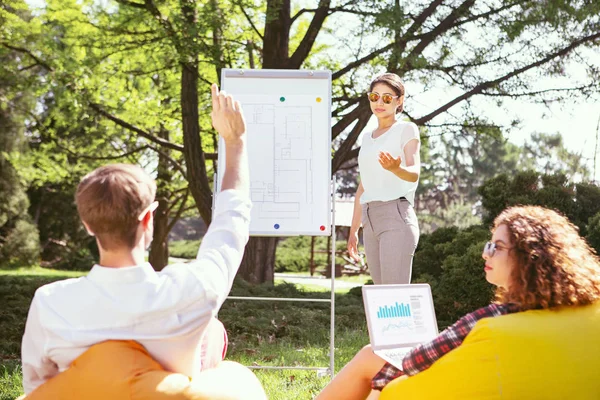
371,303,517,391
347,182,365,262
378,138,420,183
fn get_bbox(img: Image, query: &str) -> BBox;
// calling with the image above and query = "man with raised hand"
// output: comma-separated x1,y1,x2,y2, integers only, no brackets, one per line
20,84,260,399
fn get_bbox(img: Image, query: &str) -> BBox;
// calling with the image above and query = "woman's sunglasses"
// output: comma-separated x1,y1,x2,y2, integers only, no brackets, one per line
367,92,399,104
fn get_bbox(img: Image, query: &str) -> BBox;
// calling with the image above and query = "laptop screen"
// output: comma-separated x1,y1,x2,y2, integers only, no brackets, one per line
362,284,439,348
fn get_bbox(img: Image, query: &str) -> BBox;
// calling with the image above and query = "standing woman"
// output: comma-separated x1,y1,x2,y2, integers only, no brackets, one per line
348,73,420,284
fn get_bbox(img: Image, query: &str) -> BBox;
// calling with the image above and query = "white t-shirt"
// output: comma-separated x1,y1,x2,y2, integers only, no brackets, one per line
358,120,420,205
20,189,251,395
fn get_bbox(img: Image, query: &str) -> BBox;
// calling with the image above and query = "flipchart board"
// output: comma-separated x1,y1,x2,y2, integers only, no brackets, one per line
216,69,332,236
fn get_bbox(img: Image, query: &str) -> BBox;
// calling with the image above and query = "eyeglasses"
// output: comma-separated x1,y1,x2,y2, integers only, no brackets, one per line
138,201,159,221
483,241,514,258
367,92,399,104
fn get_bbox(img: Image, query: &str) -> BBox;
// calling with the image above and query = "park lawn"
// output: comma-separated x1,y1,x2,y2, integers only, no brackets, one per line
0,268,369,400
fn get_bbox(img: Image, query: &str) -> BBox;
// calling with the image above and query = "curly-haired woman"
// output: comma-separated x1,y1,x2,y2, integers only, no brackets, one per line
317,205,600,400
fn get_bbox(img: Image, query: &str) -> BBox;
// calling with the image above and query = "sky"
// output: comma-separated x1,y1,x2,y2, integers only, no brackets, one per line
22,0,600,180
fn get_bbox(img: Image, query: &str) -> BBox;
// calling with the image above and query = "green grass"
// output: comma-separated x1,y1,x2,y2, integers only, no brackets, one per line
275,272,371,294
0,267,369,400
1,362,21,400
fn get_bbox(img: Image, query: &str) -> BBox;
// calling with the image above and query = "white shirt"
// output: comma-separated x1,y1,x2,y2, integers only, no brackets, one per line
358,120,420,205
21,189,251,395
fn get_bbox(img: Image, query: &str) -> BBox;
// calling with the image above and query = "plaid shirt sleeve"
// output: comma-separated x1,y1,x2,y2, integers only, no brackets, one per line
371,303,519,391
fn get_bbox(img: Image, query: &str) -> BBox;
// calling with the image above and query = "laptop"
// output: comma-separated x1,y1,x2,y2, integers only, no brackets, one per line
362,284,439,370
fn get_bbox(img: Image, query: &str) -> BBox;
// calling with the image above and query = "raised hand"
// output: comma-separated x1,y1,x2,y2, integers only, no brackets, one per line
210,83,246,143
378,151,401,172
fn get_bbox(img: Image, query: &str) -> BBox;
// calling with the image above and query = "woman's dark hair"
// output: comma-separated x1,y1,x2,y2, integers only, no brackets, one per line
369,73,405,113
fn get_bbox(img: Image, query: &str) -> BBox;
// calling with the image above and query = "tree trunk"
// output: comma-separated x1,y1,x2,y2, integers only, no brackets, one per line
149,125,171,271
234,0,290,284
149,197,170,270
181,1,213,225
263,0,290,68
239,237,279,284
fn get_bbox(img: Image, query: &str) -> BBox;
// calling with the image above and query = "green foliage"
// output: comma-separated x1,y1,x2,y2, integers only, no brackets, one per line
412,226,459,278
26,183,97,271
275,237,313,273
3,0,600,283
275,237,347,273
169,237,347,273
585,212,600,256
479,170,600,234
168,240,201,259
412,225,492,327
0,219,40,269
430,235,494,327
418,129,592,232
520,133,590,181
0,27,41,268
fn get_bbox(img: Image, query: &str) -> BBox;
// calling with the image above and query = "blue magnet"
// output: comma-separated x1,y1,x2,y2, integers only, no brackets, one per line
274,224,280,229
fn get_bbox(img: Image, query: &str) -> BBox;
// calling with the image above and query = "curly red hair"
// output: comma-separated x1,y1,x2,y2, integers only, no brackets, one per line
493,206,600,310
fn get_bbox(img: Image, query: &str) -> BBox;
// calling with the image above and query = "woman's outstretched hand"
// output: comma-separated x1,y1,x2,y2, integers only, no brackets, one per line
378,151,401,172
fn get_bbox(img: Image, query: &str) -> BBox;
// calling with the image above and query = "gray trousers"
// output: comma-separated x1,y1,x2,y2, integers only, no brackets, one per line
361,198,420,284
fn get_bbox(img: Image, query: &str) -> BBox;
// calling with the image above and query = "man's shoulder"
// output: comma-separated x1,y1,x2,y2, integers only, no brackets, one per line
34,276,88,302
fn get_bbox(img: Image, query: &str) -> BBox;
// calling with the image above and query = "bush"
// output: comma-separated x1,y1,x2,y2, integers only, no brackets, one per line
27,183,96,270
412,227,459,279
275,237,348,273
586,212,600,256
0,219,40,268
168,240,201,259
275,237,313,273
0,170,40,268
413,224,492,328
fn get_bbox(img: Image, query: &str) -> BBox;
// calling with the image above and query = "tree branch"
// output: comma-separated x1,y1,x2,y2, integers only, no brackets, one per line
414,31,600,125
479,83,597,98
332,44,395,80
146,144,188,179
332,97,369,140
400,0,477,74
166,189,190,233
288,0,331,69
114,0,146,9
89,103,184,152
115,0,182,53
56,143,152,160
332,0,446,80
291,5,377,24
332,96,362,117
2,43,53,71
332,111,371,172
236,2,263,40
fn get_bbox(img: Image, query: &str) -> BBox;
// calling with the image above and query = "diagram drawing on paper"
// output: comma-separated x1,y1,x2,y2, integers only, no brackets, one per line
244,104,314,222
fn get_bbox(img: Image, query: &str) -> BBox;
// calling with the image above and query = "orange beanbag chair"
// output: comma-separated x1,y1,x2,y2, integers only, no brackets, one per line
24,340,266,400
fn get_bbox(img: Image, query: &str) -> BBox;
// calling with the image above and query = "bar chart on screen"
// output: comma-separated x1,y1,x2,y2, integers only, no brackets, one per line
376,302,412,319
373,296,427,337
